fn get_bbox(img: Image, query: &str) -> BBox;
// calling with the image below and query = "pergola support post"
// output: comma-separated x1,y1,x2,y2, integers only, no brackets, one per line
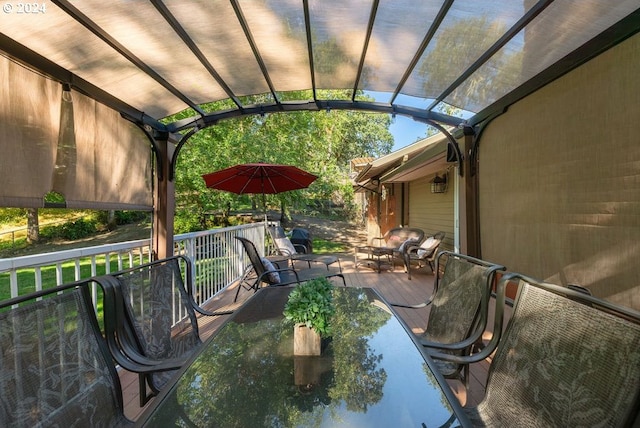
458,126,481,257
152,133,177,260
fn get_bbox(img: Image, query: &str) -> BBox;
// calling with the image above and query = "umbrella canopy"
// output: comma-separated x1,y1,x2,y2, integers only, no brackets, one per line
202,163,317,195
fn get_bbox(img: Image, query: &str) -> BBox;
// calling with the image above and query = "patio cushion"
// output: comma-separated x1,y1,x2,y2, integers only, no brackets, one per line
275,237,298,256
261,257,281,284
416,237,436,257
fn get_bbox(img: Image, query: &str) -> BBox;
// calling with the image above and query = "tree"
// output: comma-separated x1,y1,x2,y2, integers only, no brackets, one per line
418,16,521,112
172,94,393,231
26,208,39,243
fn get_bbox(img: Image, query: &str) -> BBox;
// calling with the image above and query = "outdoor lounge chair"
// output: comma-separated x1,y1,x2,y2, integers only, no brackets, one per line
107,256,233,406
395,231,445,279
389,251,505,389
429,272,640,427
235,236,346,301
267,225,342,271
0,279,134,427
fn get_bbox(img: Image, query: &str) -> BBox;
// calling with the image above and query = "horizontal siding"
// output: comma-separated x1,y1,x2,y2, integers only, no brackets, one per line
409,175,455,251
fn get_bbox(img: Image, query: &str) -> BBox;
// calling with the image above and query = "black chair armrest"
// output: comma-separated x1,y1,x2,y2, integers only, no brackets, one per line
403,241,422,254
177,255,234,316
191,304,234,317
390,294,436,309
111,346,188,374
87,276,190,374
292,243,307,253
420,336,480,352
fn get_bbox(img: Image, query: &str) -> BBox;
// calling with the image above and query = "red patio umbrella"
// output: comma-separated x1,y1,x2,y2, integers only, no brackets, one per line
202,163,317,195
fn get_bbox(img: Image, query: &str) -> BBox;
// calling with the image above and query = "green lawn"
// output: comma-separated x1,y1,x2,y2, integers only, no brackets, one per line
313,239,347,254
0,255,148,301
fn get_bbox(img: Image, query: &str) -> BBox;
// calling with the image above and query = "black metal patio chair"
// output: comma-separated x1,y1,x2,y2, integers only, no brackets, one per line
389,251,505,389
234,236,346,302
429,272,640,427
0,279,133,427
106,256,233,406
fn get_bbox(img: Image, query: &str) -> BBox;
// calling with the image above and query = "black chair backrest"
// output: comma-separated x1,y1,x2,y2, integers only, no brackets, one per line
236,236,270,282
426,252,504,347
0,280,131,427
467,273,640,427
110,256,201,390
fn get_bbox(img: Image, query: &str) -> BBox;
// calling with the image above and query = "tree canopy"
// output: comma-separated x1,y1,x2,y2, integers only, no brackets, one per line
172,94,393,231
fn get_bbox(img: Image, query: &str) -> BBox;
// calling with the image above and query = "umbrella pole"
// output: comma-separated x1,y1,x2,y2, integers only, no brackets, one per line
262,193,267,223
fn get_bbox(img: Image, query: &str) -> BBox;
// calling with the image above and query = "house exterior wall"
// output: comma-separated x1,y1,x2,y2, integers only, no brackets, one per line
379,183,398,235
478,33,640,311
409,174,455,251
362,183,401,244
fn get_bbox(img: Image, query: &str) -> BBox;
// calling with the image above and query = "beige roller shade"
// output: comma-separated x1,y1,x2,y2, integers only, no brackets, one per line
0,55,152,210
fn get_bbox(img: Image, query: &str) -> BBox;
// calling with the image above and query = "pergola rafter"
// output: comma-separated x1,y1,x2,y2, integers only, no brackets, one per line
0,1,636,136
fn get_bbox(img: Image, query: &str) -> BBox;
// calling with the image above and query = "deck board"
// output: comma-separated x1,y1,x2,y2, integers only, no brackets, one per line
121,255,491,421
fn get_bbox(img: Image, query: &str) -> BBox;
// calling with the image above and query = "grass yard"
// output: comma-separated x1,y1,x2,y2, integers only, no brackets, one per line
0,254,149,301
313,239,348,254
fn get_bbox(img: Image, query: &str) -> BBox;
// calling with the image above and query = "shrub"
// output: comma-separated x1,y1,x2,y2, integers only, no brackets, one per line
283,277,335,337
174,212,204,234
40,218,97,240
60,218,98,240
114,210,148,225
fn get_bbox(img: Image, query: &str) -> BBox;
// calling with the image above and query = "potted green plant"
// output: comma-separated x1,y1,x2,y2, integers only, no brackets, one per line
283,277,335,356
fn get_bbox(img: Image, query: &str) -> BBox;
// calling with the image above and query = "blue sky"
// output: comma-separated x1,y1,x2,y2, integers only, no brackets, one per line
389,115,430,151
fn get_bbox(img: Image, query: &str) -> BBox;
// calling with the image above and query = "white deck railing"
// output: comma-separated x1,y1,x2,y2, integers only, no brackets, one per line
0,222,272,307
174,222,269,307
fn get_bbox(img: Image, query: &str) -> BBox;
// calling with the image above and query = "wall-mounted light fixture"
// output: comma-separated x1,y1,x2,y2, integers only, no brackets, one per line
431,172,448,194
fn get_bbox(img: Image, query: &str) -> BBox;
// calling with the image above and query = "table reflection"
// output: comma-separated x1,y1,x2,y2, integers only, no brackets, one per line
139,287,467,427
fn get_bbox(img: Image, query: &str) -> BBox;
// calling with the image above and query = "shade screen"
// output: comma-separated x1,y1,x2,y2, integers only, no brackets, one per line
0,55,152,210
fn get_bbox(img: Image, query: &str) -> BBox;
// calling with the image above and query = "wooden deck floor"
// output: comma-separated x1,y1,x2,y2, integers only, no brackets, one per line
120,255,493,421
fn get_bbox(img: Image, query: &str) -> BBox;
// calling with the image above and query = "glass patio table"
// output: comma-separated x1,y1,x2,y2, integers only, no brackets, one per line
134,286,470,427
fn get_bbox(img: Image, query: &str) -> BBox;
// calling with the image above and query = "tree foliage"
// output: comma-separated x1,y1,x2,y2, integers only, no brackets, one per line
419,15,519,112
172,94,393,231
